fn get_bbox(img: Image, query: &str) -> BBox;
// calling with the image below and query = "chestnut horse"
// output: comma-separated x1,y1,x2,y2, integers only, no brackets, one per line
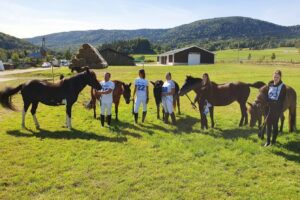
87,80,132,120
248,84,297,135
178,76,265,129
150,80,181,119
0,68,101,129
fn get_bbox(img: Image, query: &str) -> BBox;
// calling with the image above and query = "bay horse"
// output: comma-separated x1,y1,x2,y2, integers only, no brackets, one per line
178,76,265,129
87,80,132,120
248,84,297,135
150,80,181,119
0,68,101,129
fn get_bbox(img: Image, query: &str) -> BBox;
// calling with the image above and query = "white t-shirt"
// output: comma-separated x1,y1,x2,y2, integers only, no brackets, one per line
99,80,115,103
162,80,175,100
135,78,148,98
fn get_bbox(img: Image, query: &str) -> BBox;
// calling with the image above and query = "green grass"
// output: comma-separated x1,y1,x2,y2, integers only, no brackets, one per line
131,54,157,62
216,47,300,63
1,64,300,199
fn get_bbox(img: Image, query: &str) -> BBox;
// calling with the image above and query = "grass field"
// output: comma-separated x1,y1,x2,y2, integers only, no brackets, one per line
132,47,300,64
1,63,300,199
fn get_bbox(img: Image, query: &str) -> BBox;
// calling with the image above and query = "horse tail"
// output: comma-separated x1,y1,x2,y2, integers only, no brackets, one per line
289,103,297,132
0,84,23,111
248,81,266,89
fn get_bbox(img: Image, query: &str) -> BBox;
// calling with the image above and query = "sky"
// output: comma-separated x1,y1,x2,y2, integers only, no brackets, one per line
1,0,300,38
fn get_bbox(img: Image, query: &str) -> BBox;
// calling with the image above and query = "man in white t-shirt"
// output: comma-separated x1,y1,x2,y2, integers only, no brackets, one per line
162,72,176,124
133,69,149,124
98,72,115,127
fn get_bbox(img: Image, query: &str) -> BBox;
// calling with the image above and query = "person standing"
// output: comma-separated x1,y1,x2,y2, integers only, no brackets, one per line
264,70,286,146
133,69,149,124
98,72,115,127
162,72,176,124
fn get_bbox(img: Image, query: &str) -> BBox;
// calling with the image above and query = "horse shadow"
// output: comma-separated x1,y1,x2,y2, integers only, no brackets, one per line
111,120,145,138
6,128,127,143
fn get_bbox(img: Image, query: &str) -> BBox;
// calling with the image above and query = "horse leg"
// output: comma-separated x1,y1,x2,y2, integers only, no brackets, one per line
31,102,40,129
22,101,31,129
209,106,215,128
115,102,119,121
93,101,96,119
239,104,246,127
279,113,285,134
157,104,160,119
66,103,73,129
177,97,181,115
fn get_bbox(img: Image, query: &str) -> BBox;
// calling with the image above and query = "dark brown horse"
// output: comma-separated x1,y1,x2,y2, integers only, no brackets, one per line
248,84,297,134
87,80,132,120
0,68,101,129
178,76,265,129
150,80,181,119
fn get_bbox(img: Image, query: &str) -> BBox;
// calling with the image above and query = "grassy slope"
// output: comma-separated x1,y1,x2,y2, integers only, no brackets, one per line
0,64,300,199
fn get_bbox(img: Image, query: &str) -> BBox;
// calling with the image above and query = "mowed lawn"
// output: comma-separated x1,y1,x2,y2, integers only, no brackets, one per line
0,64,300,199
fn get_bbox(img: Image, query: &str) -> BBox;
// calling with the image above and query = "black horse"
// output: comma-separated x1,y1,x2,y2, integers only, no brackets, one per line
150,80,181,119
178,76,265,129
0,68,101,129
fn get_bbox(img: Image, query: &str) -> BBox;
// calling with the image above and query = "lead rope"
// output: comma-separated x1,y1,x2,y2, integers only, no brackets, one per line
185,94,197,110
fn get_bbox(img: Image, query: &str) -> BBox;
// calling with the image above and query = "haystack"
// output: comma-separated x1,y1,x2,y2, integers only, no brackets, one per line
69,43,108,69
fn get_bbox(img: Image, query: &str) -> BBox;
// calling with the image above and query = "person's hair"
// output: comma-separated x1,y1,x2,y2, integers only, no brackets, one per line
202,73,211,84
274,70,282,77
105,72,111,78
139,69,145,79
166,72,171,79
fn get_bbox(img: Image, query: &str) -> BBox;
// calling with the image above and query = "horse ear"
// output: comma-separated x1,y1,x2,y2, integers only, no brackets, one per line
85,67,90,73
247,102,253,107
150,81,155,86
128,83,132,87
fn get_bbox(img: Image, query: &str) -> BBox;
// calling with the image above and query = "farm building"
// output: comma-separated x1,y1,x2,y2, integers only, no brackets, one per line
157,46,215,65
99,48,135,66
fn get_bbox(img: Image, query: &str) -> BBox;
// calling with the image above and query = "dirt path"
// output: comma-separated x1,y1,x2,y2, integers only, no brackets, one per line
0,67,50,77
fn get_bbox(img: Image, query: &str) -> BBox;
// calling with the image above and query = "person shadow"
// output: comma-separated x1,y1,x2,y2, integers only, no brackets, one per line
6,128,127,143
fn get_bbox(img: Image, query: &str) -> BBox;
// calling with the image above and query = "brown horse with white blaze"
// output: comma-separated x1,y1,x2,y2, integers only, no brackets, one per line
178,76,265,129
248,84,297,134
87,80,132,120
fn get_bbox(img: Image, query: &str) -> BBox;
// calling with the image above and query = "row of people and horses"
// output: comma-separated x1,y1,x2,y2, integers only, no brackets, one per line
0,68,296,146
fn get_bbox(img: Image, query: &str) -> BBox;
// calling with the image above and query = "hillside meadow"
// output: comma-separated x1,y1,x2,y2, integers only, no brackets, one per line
0,63,300,199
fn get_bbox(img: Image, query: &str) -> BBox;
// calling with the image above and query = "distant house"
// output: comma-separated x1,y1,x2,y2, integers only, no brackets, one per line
157,46,215,65
99,48,135,66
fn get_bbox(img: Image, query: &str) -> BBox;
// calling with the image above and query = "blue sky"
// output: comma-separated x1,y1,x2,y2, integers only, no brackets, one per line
1,0,300,38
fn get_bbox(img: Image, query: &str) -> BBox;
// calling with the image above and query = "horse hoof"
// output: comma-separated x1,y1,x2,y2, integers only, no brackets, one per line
264,142,270,147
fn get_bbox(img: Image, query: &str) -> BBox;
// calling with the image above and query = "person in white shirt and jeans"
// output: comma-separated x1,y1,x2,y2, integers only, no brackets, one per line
98,72,115,127
162,72,176,124
133,69,149,124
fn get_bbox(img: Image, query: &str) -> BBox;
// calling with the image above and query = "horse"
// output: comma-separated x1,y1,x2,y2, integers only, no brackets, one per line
248,84,297,136
150,80,181,119
86,80,132,120
178,76,265,129
0,68,101,129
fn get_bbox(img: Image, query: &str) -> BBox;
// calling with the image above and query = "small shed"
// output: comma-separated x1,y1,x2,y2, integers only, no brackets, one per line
99,48,135,66
157,46,215,65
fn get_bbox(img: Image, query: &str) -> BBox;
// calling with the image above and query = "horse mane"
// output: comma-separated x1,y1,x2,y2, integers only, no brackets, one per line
186,76,203,84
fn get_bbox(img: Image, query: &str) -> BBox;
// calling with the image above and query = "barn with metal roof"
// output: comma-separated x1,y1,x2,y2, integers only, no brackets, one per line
157,46,215,65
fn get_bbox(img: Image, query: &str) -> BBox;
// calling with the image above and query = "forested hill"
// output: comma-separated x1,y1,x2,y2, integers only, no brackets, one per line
0,32,35,50
26,16,300,51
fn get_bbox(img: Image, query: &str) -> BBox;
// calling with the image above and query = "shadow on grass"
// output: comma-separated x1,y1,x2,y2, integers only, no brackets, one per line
6,128,127,143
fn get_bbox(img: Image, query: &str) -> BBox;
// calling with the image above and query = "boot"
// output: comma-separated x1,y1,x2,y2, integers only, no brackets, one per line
100,115,105,127
107,115,112,126
142,111,147,123
164,113,169,124
134,113,138,124
170,112,176,125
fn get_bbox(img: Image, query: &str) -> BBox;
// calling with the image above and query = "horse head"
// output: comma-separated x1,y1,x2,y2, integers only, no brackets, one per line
122,82,132,104
178,75,202,96
84,67,101,90
150,80,163,105
248,101,264,127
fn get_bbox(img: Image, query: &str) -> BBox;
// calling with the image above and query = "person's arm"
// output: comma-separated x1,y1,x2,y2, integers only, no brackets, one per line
99,88,113,95
146,86,149,104
133,85,137,99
